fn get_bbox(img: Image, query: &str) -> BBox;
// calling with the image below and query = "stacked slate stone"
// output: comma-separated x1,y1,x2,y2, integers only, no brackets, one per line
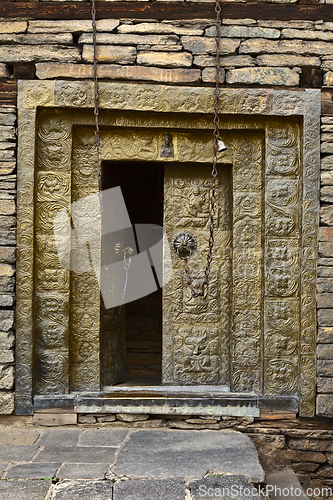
0,105,15,415
317,117,333,419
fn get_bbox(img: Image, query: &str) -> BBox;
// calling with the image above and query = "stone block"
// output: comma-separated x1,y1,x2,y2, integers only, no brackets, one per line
317,360,333,377
321,207,333,227
328,453,333,466
117,413,149,422
258,21,314,29
194,54,255,67
318,294,333,308
79,33,181,51
78,415,96,424
0,391,14,414
0,114,15,127
50,480,112,500
79,428,127,446
239,38,333,56
0,331,14,350
37,63,200,83
317,343,333,359
29,19,119,33
318,268,333,277
288,438,333,452
181,36,240,55
0,365,14,390
96,414,115,422
320,227,333,241
0,162,16,175
257,54,320,67
36,446,118,464
118,22,203,36
0,480,51,499
137,51,192,67
7,462,61,480
317,378,333,394
57,463,108,480
114,478,186,500
247,433,286,449
316,464,333,478
0,33,73,45
324,72,333,87
321,133,333,143
319,258,333,266
318,278,333,292
0,150,14,161
285,450,327,463
285,430,333,441
226,67,299,86
0,64,9,78
0,295,14,307
0,198,16,215
37,428,81,446
319,242,333,258
114,430,265,483
283,28,333,41
318,327,333,343
206,25,280,38
223,19,257,26
190,476,260,500
0,21,27,34
322,142,333,154
292,462,320,472
322,172,333,185
0,247,15,264
318,310,333,327
0,309,14,332
202,67,226,83
0,350,14,363
322,187,333,203
82,45,136,64
168,420,220,430
0,45,80,63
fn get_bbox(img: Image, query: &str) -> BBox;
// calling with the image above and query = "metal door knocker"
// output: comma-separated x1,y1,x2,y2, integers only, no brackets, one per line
173,232,197,260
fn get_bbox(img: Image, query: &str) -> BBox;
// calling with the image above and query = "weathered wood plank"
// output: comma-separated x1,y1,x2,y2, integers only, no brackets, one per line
0,82,17,105
0,3,333,21
322,91,333,116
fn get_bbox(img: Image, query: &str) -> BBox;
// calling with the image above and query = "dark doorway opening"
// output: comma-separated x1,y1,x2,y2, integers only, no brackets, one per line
101,161,164,386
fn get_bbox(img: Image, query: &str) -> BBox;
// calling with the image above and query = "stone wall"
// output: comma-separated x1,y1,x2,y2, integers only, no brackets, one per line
0,104,16,415
0,13,333,416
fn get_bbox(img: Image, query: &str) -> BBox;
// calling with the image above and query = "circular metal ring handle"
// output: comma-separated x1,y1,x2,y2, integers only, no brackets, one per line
173,231,197,260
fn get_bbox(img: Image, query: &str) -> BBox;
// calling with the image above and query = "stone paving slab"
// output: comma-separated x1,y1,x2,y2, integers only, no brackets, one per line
0,428,40,445
189,475,261,500
0,445,39,462
57,463,109,479
114,430,265,482
35,446,118,464
78,428,128,447
36,428,81,447
0,462,7,475
114,478,186,500
50,479,112,500
0,479,51,500
266,471,309,500
6,462,61,479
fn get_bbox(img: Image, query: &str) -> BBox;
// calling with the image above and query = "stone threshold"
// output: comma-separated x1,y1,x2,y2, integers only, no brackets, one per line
33,388,299,417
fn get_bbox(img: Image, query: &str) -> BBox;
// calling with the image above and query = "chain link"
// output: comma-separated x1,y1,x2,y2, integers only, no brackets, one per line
92,0,221,300
92,0,101,193
183,0,221,298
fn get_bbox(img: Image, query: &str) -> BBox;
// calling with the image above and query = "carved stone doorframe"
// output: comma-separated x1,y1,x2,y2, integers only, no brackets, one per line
16,82,320,416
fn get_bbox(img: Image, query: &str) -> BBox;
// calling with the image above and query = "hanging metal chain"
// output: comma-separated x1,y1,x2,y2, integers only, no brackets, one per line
183,0,222,298
92,0,101,193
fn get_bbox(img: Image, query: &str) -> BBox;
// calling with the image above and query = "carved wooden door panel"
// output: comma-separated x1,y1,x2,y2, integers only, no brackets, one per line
162,163,232,386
